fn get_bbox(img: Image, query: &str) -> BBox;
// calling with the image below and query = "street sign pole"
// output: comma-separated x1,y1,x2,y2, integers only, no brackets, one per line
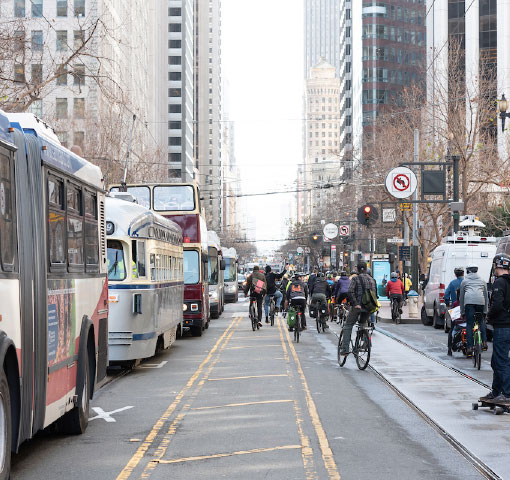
412,128,419,290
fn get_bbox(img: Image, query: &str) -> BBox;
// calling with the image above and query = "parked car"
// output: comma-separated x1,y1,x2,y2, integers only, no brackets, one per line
422,232,497,330
238,273,246,290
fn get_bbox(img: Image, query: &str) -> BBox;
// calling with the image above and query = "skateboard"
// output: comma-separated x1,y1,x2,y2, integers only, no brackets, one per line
472,398,510,415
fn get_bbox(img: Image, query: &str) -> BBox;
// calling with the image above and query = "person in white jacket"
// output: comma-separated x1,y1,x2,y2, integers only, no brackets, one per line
459,264,488,356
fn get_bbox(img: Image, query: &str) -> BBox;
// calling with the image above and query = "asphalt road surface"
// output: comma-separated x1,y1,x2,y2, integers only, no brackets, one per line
11,299,487,480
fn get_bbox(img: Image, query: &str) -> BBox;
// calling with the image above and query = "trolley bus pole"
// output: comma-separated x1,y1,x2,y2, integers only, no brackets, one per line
121,114,137,191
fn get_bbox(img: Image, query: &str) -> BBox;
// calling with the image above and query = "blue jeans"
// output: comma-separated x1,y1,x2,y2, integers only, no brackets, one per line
264,290,283,317
491,328,510,397
464,304,486,348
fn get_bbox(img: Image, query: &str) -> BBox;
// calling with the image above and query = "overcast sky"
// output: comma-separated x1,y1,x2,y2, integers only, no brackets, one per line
222,0,304,255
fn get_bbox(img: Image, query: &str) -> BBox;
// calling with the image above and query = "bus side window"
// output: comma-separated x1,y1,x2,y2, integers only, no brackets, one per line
48,173,66,272
84,191,99,273
67,183,84,272
0,148,16,272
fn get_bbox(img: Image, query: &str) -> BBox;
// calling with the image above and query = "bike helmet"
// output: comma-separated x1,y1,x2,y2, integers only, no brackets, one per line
318,272,325,278
493,254,510,270
390,272,398,279
357,262,367,273
454,267,464,276
294,272,302,280
466,264,478,274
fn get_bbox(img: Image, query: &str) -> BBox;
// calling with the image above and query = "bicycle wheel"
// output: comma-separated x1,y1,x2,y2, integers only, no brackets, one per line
295,316,300,343
316,316,321,333
337,331,347,367
473,332,482,370
355,330,371,370
270,313,274,327
250,304,256,331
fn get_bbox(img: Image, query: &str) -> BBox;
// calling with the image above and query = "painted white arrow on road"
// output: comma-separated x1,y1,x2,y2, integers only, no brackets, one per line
140,360,168,369
89,406,134,423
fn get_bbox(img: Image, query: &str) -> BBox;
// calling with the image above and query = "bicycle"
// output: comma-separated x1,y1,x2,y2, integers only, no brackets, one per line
337,321,373,370
336,301,349,325
472,312,484,370
294,307,303,342
314,300,328,333
328,297,336,322
390,296,401,324
268,294,276,326
249,298,259,331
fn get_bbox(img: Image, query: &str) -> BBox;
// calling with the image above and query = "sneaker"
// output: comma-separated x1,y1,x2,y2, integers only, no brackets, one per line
466,348,473,358
275,306,279,313
398,308,403,314
302,326,307,330
480,392,496,402
288,327,294,332
493,394,510,404
265,318,269,323
482,342,488,351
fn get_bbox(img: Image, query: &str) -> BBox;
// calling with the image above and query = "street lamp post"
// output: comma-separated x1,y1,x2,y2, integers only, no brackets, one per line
499,94,510,133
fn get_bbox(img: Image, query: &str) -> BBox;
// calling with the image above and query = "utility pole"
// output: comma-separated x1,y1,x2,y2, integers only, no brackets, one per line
412,129,419,290
452,155,460,233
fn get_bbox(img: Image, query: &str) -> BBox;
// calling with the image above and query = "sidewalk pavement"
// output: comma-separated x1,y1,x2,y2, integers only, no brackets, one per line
377,298,423,324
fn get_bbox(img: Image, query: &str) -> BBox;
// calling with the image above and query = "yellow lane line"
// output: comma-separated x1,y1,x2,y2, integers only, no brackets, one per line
115,316,240,480
277,317,318,480
139,317,241,478
282,318,341,480
191,399,293,411
207,374,287,381
225,344,281,350
154,445,303,465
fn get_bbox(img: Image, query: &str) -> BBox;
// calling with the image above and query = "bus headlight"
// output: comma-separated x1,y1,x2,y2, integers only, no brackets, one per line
183,303,188,312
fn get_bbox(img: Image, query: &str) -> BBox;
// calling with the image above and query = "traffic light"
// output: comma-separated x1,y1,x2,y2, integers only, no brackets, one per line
310,233,322,244
357,204,379,227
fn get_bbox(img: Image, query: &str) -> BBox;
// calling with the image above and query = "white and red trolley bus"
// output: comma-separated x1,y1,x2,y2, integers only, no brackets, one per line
0,111,108,476
110,182,210,336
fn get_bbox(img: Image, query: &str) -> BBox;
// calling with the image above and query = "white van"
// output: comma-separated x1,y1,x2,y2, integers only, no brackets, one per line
422,233,497,329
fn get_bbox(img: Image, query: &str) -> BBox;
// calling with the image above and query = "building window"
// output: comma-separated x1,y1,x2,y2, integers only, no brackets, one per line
168,56,182,65
169,24,181,32
168,121,181,129
30,99,43,117
73,64,85,86
31,0,42,17
168,40,181,48
74,0,85,16
169,137,181,146
73,131,84,148
169,88,181,97
169,153,181,162
169,104,181,113
14,0,25,17
74,30,84,49
56,98,68,119
169,7,181,16
74,98,85,118
56,65,67,85
56,30,67,51
31,64,42,84
168,72,181,80
56,0,67,16
57,131,68,147
31,31,43,51
14,64,25,83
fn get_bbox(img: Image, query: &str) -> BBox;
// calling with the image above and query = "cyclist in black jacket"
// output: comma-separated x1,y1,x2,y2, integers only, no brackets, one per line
310,273,331,317
264,265,287,323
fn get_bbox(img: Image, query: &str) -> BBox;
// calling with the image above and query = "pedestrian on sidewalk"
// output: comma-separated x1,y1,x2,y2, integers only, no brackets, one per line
483,254,510,403
459,264,488,356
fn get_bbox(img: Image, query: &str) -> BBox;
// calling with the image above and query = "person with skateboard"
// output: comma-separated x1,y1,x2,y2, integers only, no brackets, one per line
481,254,510,404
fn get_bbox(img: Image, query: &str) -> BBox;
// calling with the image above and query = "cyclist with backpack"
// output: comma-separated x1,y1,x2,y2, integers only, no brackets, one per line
243,266,267,328
286,273,309,331
339,262,377,357
386,272,405,315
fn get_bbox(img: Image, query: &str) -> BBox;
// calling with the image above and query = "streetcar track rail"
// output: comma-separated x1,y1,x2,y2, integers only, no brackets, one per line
326,323,500,480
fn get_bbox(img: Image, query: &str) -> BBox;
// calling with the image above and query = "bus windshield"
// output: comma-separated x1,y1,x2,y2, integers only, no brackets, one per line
224,258,236,282
107,240,126,280
183,250,199,284
208,247,218,285
110,186,151,209
154,185,195,212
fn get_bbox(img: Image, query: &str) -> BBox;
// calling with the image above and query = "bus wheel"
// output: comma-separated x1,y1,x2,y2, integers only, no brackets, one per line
0,370,12,480
58,348,90,434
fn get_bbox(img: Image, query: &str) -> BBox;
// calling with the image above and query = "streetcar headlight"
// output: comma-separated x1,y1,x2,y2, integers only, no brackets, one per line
109,294,119,303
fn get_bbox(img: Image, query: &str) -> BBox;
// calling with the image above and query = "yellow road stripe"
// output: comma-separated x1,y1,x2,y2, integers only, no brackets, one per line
207,374,287,381
155,445,303,464
277,317,318,480
191,399,293,411
115,316,240,480
282,317,341,480
139,317,241,478
225,344,281,349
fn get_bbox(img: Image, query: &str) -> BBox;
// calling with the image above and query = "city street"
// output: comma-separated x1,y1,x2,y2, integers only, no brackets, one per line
11,298,506,480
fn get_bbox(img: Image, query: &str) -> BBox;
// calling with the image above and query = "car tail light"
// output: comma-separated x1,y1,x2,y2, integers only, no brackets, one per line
439,283,445,303
191,303,199,312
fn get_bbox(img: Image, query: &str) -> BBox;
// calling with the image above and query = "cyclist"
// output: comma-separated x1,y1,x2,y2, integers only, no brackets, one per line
264,265,287,323
459,264,488,356
484,254,510,403
339,262,377,356
444,267,464,307
243,266,267,328
385,272,405,315
286,273,309,331
334,271,350,305
310,272,331,326
307,267,318,292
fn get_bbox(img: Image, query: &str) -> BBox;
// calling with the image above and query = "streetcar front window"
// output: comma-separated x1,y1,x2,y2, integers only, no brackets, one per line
107,240,126,281
110,186,150,209
224,258,236,282
183,250,199,284
154,185,195,212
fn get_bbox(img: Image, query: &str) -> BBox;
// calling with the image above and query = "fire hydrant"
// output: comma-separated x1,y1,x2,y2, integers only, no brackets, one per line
407,290,419,318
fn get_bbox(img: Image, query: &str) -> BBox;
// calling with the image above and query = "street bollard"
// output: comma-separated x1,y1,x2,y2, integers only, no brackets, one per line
407,290,419,318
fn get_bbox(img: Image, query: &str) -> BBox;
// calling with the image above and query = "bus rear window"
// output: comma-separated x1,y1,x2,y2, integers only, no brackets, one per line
224,258,236,282
107,240,126,281
184,250,199,284
154,185,195,212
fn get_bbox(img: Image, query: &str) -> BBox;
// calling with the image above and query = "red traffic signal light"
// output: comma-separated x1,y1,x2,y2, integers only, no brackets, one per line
357,204,379,227
363,205,372,215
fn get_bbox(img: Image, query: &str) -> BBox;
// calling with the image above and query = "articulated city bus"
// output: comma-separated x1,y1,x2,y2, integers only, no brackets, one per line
106,196,183,366
110,182,210,336
0,112,108,476
223,247,239,303
207,231,225,318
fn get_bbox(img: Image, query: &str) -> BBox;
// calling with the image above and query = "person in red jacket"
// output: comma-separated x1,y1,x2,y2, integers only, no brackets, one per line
386,272,405,314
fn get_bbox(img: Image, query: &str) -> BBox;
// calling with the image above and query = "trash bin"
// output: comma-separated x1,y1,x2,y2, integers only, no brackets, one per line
407,290,419,318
